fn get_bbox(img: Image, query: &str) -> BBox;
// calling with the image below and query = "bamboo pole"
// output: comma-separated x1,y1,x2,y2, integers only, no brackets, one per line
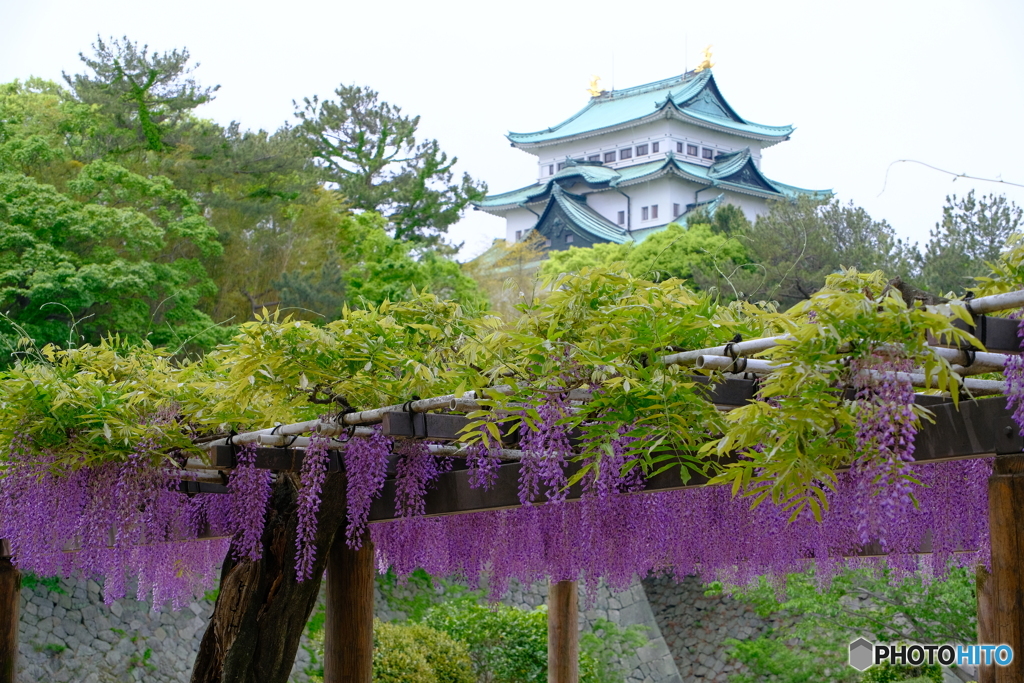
0,539,19,683
987,454,1024,683
547,580,579,683
660,336,789,367
324,533,375,683
964,289,1024,315
695,354,1007,395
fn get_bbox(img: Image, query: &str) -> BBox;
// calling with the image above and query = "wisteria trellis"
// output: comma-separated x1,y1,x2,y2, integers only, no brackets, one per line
0,269,1022,609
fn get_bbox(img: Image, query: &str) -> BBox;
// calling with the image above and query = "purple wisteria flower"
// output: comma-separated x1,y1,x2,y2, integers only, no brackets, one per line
518,394,573,504
227,442,272,562
295,434,331,582
343,428,392,549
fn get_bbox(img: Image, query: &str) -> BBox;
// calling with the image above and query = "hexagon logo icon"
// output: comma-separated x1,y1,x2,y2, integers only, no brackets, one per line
849,638,874,671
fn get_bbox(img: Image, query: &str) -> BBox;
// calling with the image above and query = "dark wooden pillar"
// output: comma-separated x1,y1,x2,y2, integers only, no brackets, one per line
977,565,996,683
547,580,578,683
323,534,375,683
0,540,19,683
988,454,1024,683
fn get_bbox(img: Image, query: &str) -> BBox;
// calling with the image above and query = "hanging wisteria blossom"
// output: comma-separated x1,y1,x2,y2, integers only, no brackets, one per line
343,428,392,549
372,459,990,600
848,354,919,549
295,433,331,582
0,430,228,608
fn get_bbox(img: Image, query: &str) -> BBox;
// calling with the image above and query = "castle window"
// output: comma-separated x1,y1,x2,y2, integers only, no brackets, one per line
687,144,698,156
619,148,632,160
545,238,552,247
677,142,684,153
702,148,714,160
566,234,574,243
515,230,522,241
588,155,601,162
673,203,680,217
642,206,649,221
652,142,660,153
651,205,659,219
636,144,648,156
617,211,625,225
548,165,554,175
604,151,616,163
557,162,567,171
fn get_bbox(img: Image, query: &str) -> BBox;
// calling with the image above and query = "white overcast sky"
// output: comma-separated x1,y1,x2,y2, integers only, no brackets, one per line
2,0,1023,260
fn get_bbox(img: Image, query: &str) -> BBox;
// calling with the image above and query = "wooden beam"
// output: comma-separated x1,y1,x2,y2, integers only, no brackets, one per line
323,533,375,683
367,397,1013,521
0,539,19,683
547,580,578,683
952,314,1021,354
988,453,1024,683
208,396,1015,519
977,565,996,683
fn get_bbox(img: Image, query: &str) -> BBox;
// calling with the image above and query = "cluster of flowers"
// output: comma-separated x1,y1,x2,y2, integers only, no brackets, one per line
295,434,332,582
1002,314,1024,432
372,458,990,599
0,430,232,608
849,355,920,549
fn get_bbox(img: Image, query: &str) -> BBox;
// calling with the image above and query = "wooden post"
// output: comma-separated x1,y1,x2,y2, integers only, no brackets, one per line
0,539,19,683
547,580,578,683
977,565,996,683
323,533,375,683
988,454,1024,683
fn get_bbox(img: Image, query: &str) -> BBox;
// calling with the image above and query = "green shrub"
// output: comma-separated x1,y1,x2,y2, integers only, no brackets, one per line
304,616,473,683
423,599,548,683
422,598,647,683
399,621,475,683
861,663,942,683
372,620,439,683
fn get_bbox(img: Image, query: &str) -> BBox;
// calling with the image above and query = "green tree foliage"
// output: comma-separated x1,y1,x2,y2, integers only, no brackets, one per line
538,223,747,293
921,191,1024,296
63,36,219,154
342,214,486,309
627,222,748,285
723,565,975,682
741,197,920,308
295,84,486,246
0,79,96,181
0,167,224,353
539,242,630,279
687,202,751,236
2,39,486,344
463,231,550,320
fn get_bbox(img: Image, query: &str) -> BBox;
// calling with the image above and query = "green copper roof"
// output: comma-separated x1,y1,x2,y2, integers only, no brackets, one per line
474,150,830,213
507,71,794,148
541,185,629,244
552,162,620,184
474,182,548,209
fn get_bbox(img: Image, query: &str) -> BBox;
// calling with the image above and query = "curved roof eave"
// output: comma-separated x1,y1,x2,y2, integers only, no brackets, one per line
508,108,792,150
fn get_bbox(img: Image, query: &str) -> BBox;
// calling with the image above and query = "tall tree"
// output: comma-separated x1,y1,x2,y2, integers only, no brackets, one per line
0,164,225,356
294,85,485,247
63,36,219,155
920,191,1023,296
741,197,920,307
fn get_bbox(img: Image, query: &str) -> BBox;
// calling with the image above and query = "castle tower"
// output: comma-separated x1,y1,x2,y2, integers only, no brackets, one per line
474,69,830,251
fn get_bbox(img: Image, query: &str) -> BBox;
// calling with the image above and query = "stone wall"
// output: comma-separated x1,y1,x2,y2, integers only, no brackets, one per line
643,575,788,683
18,572,781,683
16,576,211,683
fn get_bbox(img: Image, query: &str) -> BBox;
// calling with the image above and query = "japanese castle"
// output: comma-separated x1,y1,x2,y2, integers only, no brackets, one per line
474,67,828,251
